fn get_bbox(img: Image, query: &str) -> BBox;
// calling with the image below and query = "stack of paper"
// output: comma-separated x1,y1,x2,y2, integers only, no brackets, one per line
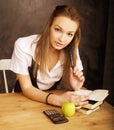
75,89,109,114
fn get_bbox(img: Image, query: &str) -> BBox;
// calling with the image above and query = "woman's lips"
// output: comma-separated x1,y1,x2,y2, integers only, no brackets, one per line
55,42,64,47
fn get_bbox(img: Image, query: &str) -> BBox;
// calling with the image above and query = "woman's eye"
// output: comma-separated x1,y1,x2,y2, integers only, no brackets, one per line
55,28,60,32
68,33,74,37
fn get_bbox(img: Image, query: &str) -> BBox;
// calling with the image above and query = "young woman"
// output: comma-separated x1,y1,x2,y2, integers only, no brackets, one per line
10,5,88,107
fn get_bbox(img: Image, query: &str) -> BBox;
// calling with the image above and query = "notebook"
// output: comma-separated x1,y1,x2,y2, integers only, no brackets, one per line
75,89,109,109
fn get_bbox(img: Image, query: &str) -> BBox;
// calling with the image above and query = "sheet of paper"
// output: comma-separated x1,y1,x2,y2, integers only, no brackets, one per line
75,89,109,101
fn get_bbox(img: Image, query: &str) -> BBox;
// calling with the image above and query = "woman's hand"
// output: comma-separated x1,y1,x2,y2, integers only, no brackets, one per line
69,67,85,90
55,91,89,108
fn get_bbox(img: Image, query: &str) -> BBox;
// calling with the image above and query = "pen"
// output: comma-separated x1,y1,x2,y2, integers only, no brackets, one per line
69,50,74,69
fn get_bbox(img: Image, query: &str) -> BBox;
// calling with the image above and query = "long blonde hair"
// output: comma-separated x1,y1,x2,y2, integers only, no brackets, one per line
33,5,82,89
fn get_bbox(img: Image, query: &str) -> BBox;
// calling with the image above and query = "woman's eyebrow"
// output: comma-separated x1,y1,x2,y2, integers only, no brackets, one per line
55,25,76,33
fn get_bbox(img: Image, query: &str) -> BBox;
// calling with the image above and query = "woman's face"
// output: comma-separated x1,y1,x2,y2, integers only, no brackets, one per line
50,16,78,50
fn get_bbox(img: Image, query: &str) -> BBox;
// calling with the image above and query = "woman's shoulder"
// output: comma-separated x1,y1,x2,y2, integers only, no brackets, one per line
14,34,40,54
14,34,38,47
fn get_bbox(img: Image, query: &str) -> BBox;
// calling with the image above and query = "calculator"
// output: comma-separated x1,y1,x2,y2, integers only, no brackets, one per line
43,109,69,124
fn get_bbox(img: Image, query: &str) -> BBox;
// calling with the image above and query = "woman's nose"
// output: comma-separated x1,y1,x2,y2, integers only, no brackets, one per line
59,33,66,42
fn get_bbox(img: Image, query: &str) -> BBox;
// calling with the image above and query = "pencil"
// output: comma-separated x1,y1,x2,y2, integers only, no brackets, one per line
69,50,74,69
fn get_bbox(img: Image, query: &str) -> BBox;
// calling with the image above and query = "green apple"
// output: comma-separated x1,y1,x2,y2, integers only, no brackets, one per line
62,102,76,117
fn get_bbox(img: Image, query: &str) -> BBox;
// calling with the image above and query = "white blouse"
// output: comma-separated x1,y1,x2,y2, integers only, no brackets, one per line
10,34,83,90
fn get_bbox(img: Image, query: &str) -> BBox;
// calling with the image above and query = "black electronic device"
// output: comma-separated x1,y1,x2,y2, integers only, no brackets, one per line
43,109,69,124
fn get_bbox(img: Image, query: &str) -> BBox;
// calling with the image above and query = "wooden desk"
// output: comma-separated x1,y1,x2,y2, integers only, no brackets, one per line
0,90,114,130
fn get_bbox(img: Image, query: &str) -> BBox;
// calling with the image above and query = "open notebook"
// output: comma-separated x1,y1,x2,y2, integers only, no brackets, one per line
75,89,109,113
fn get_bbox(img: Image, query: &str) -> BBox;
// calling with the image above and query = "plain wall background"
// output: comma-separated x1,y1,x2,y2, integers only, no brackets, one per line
0,0,113,105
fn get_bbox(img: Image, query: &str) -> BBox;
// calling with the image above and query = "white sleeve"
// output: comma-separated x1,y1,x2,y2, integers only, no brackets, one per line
76,48,83,71
10,38,31,75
